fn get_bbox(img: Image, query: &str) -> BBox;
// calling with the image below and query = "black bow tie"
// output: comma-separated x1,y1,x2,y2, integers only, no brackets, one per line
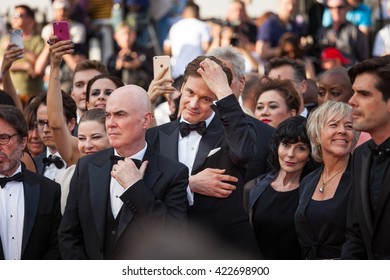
110,155,142,169
0,172,23,188
179,121,206,137
42,155,65,169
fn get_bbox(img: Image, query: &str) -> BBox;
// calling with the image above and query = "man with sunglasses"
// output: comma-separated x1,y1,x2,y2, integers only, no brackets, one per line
0,5,45,106
0,105,61,259
316,0,369,67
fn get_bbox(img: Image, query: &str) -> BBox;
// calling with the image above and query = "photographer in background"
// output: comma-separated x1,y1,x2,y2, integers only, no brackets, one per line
107,21,153,90
208,23,258,73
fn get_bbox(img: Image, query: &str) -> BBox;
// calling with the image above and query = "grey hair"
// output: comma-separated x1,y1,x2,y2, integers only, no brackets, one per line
208,46,245,79
306,100,360,162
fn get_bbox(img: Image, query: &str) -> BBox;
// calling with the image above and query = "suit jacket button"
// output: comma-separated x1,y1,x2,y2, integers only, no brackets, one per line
111,230,116,235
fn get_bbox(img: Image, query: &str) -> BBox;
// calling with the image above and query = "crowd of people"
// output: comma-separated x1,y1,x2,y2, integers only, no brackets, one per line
1,0,390,260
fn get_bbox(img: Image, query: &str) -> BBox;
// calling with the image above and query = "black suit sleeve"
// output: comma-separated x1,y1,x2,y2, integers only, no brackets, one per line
42,180,62,259
341,154,368,259
213,94,257,166
58,162,89,259
341,185,368,259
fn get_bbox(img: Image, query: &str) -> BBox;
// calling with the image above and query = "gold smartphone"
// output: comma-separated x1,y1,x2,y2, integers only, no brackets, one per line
153,55,172,79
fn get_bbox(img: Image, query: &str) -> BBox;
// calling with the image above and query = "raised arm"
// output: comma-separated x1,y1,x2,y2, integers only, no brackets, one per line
47,37,80,166
1,43,24,111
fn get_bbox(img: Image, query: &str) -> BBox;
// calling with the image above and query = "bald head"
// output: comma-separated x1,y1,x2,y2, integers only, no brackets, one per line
105,85,152,156
108,85,152,115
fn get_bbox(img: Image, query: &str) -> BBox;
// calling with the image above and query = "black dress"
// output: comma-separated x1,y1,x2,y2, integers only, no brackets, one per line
295,162,352,259
249,172,301,260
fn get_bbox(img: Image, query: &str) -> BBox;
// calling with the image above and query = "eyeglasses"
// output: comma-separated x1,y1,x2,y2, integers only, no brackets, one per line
13,13,27,19
34,120,50,130
328,5,346,10
0,133,18,145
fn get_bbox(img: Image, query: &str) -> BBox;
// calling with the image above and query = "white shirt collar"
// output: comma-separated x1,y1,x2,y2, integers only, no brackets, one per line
114,142,147,161
180,111,215,128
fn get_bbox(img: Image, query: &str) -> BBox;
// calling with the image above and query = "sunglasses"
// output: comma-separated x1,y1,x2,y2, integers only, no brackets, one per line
328,5,346,10
13,13,27,19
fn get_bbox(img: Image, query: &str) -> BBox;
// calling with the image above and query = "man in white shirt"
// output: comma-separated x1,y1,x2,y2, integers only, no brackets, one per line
33,92,76,179
0,105,61,260
163,2,211,78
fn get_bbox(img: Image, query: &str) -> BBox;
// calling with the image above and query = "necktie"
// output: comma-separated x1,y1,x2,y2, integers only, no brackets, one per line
0,172,23,188
179,121,206,137
42,155,65,169
110,155,142,169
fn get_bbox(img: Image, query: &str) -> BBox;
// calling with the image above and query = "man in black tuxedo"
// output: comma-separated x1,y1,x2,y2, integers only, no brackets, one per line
146,55,261,258
208,46,274,182
33,92,76,179
341,56,390,259
58,85,189,259
0,105,61,260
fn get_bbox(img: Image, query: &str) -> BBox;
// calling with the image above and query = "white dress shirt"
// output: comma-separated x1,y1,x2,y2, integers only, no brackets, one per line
178,112,215,205
43,151,66,180
0,164,24,260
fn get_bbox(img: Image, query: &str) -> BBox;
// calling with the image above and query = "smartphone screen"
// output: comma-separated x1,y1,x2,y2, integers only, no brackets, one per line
10,29,23,48
53,21,70,41
9,29,23,58
153,56,172,80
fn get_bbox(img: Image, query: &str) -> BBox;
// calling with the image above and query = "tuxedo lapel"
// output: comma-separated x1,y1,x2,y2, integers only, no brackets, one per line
34,152,45,175
89,149,113,245
158,119,180,161
192,117,223,175
115,147,161,239
359,151,374,235
22,171,40,255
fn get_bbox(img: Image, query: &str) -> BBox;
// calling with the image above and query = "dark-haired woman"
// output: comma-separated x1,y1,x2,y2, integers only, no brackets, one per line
247,116,316,259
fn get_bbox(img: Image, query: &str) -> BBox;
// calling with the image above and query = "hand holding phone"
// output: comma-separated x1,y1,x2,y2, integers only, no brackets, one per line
153,56,172,80
53,21,70,41
9,29,24,58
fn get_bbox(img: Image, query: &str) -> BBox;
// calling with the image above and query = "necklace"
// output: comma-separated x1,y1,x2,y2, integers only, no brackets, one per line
319,166,346,193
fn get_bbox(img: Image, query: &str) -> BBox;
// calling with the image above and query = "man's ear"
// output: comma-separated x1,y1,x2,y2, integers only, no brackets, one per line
67,118,77,133
21,136,27,150
300,80,308,96
239,75,245,96
143,112,153,129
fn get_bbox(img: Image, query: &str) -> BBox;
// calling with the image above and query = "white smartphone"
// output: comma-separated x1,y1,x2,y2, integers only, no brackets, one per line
9,29,24,58
153,55,172,80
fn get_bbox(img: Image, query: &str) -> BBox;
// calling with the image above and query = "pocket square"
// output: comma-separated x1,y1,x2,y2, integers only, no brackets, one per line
207,147,221,157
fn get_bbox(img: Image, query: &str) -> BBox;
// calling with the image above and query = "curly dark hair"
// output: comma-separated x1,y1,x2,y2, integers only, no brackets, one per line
267,116,317,179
